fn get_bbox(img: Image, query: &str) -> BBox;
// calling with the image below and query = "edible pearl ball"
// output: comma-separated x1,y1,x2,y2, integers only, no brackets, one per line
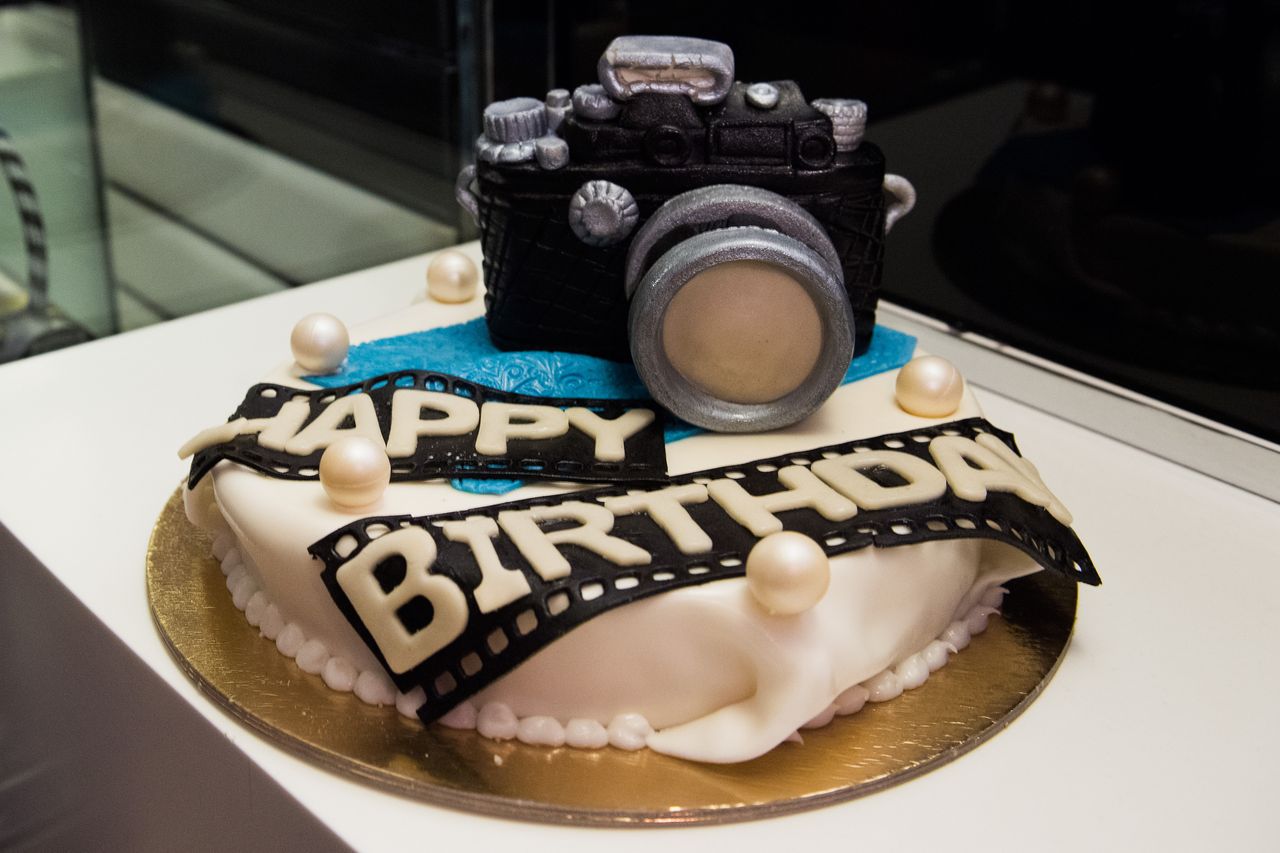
291,313,349,374
319,436,391,510
426,250,480,303
746,531,831,616
895,355,964,418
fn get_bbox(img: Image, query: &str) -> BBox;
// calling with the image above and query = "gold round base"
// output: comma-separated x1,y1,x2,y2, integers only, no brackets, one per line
147,487,1076,826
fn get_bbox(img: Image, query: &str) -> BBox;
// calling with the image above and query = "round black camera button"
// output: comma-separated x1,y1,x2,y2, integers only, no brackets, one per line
646,125,692,166
796,132,835,169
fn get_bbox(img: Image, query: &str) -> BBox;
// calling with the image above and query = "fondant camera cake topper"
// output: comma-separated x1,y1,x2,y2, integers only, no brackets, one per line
456,35,916,433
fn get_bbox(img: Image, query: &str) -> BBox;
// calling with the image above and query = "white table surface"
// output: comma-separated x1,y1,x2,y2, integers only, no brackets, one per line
2,246,1278,851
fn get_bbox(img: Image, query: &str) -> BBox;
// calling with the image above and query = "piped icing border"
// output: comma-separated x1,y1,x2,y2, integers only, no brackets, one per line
308,416,1099,724
209,527,1008,754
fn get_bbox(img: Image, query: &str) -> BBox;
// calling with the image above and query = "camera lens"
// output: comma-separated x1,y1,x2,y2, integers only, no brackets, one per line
629,225,853,432
661,259,824,404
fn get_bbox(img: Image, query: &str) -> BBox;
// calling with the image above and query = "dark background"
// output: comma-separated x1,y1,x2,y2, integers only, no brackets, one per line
82,0,1280,442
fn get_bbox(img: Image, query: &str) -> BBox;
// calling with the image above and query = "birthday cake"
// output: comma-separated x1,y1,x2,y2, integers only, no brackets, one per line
177,37,1098,765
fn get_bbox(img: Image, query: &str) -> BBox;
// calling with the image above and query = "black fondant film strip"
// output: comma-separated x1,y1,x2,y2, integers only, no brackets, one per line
187,369,667,487
309,416,1099,723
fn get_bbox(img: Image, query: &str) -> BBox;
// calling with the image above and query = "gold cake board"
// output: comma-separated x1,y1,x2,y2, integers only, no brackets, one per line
147,487,1076,826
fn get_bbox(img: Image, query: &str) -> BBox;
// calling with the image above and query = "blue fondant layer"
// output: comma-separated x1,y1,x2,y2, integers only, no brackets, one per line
307,318,916,495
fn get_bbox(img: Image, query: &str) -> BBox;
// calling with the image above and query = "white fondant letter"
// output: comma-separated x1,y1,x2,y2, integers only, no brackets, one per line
439,516,531,614
334,526,468,675
707,466,857,537
497,501,651,581
284,394,382,456
385,390,480,458
930,435,1070,523
603,484,713,554
177,399,310,459
565,407,655,462
811,450,948,510
474,402,570,456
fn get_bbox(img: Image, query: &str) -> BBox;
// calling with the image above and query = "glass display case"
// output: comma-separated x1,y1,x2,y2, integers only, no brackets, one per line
0,2,111,360
0,0,1275,492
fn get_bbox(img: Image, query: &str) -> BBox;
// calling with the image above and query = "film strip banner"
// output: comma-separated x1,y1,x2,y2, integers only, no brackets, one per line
186,369,668,487
0,129,48,301
310,416,1100,723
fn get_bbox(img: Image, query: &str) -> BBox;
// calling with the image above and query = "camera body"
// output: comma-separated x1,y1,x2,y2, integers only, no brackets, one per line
457,36,913,431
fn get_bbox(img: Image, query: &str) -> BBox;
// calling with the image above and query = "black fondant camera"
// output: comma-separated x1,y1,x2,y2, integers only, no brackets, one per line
457,36,914,431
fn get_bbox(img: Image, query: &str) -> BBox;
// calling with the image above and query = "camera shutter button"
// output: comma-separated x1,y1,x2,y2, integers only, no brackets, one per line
483,97,548,143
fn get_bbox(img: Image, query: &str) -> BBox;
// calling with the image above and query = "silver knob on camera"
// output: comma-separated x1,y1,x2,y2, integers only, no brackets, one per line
568,180,638,246
483,97,547,143
810,98,867,152
572,84,622,121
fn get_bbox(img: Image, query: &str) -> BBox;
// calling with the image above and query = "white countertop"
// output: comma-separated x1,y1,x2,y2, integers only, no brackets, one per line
2,246,1277,850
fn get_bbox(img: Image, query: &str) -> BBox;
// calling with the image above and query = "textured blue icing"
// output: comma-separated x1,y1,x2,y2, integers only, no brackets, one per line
307,318,916,494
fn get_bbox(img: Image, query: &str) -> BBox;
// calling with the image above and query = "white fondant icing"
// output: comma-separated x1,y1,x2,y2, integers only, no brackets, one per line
211,532,233,561
259,604,284,641
198,296,1051,763
295,639,329,674
895,653,929,690
516,715,566,747
354,670,397,707
940,620,971,651
801,704,837,730
395,687,426,719
275,623,305,658
322,656,358,692
834,684,869,716
476,702,518,740
245,591,268,626
922,640,952,672
565,718,609,749
980,586,1008,609
864,670,903,702
966,605,998,635
607,713,653,751
231,574,258,610
438,701,478,729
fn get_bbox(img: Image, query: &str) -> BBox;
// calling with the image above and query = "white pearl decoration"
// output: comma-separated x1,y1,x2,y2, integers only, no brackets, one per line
745,531,831,616
894,355,964,418
290,313,349,374
426,249,480,303
319,435,391,510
